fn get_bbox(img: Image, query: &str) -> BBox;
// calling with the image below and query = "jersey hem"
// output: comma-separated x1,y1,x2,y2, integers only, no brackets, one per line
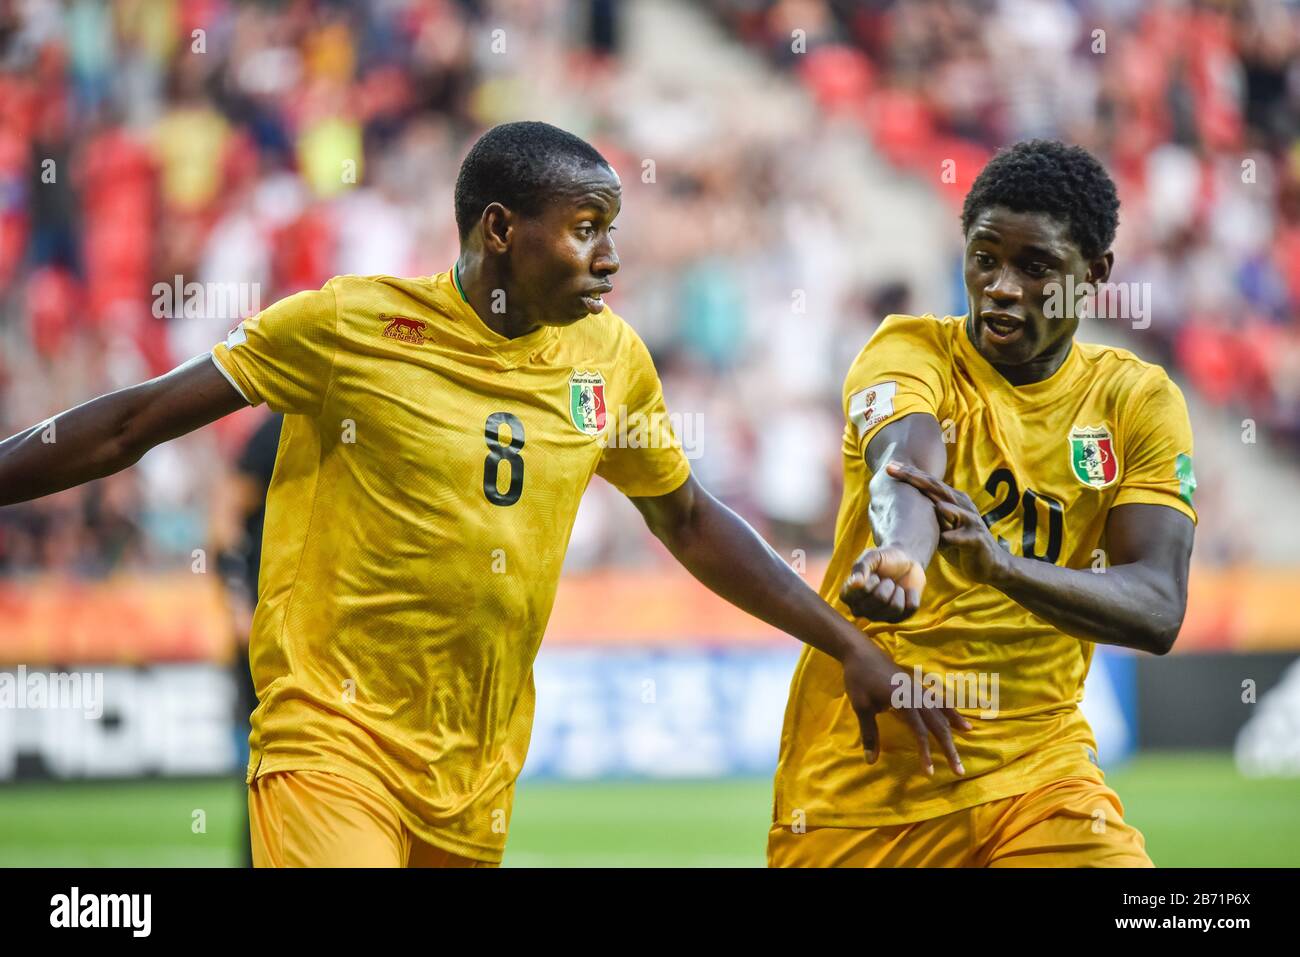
1112,489,1197,525
209,349,254,405
608,457,692,499
247,755,506,863
772,760,1105,828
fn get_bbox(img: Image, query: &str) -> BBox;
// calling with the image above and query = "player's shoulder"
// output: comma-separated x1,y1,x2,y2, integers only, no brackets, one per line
558,305,650,365
325,273,441,308
1075,339,1188,411
321,274,465,346
858,313,960,356
846,313,960,379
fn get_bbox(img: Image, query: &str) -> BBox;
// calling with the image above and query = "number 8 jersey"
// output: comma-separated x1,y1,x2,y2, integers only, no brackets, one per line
211,270,690,862
773,313,1197,829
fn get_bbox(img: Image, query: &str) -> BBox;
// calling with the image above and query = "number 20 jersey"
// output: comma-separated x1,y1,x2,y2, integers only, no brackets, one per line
773,313,1197,828
211,271,690,861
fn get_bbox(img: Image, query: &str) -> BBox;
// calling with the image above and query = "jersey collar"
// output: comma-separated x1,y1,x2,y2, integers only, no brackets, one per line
436,268,557,366
957,315,1084,402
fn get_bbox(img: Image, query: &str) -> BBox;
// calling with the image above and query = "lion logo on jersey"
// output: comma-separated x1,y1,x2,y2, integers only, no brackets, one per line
381,315,426,345
1069,425,1118,489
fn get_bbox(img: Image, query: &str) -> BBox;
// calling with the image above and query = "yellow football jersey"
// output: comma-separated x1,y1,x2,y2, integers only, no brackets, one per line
773,313,1196,828
211,270,690,861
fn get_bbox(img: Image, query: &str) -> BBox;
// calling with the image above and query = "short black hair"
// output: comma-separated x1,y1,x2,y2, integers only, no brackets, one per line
454,121,611,239
961,140,1119,260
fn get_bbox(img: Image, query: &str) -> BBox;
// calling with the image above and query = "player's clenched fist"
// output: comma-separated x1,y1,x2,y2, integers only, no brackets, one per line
840,544,927,623
885,462,1010,584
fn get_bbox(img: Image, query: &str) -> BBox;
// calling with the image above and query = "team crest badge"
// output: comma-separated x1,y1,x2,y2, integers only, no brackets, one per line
381,314,426,345
1069,425,1118,489
569,370,607,435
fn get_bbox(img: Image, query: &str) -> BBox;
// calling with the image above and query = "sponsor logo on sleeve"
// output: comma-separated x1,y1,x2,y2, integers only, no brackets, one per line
848,381,897,435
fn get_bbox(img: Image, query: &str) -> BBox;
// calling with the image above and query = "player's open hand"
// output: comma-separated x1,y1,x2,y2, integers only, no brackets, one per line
840,545,927,623
840,642,969,776
885,462,1009,584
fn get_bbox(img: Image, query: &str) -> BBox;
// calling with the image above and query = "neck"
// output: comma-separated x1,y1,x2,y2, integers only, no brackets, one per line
455,251,542,340
966,315,1072,386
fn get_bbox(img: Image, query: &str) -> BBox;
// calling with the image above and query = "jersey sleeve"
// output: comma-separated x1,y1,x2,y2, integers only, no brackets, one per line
595,326,692,498
843,314,951,457
210,281,339,416
1113,370,1197,524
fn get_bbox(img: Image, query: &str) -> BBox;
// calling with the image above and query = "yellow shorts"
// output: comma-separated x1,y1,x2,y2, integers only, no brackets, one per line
768,776,1152,867
249,770,499,868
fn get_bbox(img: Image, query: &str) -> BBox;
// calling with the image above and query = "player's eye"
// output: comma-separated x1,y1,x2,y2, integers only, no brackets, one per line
973,252,996,269
576,224,595,239
1025,261,1050,278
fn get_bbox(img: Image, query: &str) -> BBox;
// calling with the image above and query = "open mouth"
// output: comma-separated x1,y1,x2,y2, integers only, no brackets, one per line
981,313,1024,344
581,286,612,314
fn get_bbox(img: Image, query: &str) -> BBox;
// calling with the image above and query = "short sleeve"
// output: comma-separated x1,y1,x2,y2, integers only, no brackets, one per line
1113,371,1197,524
210,281,339,416
844,314,951,456
595,328,692,498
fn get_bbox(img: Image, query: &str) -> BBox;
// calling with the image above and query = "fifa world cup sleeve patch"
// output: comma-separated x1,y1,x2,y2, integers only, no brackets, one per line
848,381,898,437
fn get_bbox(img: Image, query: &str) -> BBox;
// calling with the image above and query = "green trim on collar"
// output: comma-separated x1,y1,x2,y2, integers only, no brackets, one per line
452,263,469,304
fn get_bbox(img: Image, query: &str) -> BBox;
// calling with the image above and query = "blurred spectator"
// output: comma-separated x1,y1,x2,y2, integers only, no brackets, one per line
1,0,1297,580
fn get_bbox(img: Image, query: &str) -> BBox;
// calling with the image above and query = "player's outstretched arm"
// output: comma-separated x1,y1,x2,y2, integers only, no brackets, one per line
839,412,948,623
889,463,1194,655
0,354,248,507
631,474,969,777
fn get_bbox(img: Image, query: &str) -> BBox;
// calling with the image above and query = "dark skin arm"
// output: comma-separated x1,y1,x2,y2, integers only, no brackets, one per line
0,355,248,507
840,413,947,623
631,473,969,776
888,462,1194,655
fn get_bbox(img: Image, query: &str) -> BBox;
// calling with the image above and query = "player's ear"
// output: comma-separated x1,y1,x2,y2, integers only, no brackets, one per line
481,203,513,255
1086,250,1113,286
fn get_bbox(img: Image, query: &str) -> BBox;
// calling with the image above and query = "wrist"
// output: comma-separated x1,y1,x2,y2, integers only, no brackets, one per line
876,541,924,569
984,547,1019,589
821,613,870,664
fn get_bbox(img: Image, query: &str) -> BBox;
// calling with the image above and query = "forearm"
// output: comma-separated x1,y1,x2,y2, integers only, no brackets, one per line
0,354,243,507
654,492,863,663
0,387,151,506
868,473,940,567
988,555,1183,654
862,417,946,567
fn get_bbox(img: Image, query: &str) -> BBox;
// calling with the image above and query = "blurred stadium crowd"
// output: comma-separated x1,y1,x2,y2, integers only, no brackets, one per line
0,0,1297,578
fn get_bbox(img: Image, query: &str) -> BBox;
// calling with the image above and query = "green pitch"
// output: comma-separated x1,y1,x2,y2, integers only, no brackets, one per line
0,753,1296,867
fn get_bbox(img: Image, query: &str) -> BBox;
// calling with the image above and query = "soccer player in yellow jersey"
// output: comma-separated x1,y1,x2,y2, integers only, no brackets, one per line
769,140,1197,868
0,121,966,867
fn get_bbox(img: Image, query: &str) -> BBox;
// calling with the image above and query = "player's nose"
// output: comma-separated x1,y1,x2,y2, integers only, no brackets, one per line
985,265,1021,303
593,235,619,277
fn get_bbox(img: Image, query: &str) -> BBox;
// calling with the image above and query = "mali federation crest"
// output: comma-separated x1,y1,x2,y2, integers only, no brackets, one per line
1069,425,1119,489
569,370,607,435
